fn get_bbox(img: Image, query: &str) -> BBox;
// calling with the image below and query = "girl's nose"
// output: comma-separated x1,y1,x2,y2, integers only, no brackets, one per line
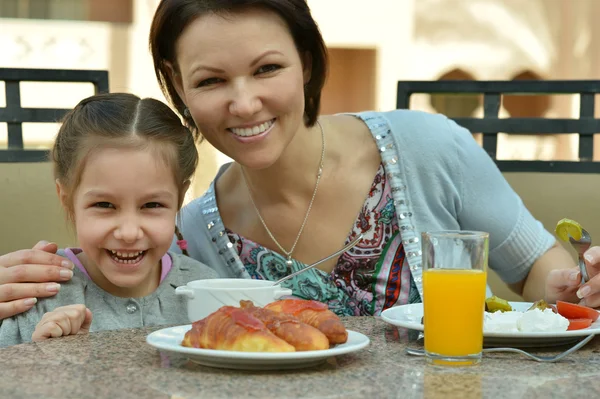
114,217,143,243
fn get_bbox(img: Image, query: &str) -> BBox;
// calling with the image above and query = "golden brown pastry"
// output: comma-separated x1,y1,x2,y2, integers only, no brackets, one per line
181,306,295,352
239,300,330,351
264,299,348,344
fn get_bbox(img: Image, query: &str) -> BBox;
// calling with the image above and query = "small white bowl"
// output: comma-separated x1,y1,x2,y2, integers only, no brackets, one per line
175,279,292,322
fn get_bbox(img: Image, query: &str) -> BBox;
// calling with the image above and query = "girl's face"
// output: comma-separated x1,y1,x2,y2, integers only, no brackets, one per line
59,147,181,297
172,7,309,170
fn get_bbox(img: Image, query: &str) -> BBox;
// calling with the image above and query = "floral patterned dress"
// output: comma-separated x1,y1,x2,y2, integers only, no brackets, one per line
226,163,421,316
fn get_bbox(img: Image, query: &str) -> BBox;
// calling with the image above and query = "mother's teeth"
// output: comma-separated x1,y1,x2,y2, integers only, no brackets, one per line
230,120,273,137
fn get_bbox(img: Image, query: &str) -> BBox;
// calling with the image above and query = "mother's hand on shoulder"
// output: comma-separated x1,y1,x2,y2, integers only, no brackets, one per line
0,241,73,320
545,245,600,308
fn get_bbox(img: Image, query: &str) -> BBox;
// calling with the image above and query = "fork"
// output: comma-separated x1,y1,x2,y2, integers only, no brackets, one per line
569,228,592,284
404,334,595,363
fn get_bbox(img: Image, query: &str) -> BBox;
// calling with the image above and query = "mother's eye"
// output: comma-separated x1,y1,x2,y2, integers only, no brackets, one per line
256,64,281,75
197,77,223,88
94,202,114,209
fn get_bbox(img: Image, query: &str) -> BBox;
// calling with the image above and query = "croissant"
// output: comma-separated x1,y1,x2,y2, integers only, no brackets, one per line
181,306,295,352
239,300,330,351
264,299,348,344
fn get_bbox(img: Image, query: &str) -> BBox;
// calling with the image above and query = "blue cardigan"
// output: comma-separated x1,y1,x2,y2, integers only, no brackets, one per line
171,110,555,301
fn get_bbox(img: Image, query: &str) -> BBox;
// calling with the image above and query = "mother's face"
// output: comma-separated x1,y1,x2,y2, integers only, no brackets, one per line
171,8,310,170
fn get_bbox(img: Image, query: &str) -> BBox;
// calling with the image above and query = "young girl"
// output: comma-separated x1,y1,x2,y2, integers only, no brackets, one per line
0,93,217,347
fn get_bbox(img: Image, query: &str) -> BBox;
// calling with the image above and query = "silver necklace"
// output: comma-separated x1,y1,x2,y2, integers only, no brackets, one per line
241,120,325,267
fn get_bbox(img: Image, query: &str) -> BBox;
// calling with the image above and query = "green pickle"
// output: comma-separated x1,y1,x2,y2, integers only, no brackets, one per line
485,296,512,313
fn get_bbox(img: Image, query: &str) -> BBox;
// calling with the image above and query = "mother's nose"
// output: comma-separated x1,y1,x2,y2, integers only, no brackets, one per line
229,82,262,117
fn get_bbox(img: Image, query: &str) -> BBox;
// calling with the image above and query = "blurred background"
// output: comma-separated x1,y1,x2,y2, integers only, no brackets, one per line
4,0,600,196
2,0,599,300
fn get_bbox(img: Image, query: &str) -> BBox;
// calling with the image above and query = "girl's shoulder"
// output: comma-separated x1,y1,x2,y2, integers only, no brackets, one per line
168,252,218,280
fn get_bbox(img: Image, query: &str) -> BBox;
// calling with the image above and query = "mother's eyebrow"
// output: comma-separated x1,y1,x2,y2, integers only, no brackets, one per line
189,49,284,76
250,50,284,67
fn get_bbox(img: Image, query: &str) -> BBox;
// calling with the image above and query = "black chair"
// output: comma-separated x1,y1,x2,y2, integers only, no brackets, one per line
0,68,109,254
0,67,108,163
397,80,600,173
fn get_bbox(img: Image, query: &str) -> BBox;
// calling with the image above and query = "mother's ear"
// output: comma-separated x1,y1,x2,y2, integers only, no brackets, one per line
302,52,313,85
165,61,186,105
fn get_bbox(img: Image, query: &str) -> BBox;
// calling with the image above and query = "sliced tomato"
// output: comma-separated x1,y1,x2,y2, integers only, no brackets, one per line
567,318,593,331
556,301,599,322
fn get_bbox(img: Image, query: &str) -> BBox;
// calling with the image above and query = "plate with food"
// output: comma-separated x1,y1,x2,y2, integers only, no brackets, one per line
147,299,370,370
380,297,600,347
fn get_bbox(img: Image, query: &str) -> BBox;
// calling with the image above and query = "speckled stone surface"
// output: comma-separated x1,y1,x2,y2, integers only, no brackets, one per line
1,317,600,399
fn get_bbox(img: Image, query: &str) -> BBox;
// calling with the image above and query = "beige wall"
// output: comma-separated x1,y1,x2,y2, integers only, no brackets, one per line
0,163,76,254
486,172,600,302
307,0,415,111
489,172,600,301
321,48,377,115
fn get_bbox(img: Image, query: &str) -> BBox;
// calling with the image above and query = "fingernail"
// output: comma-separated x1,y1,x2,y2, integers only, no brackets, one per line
40,240,49,245
577,285,591,298
61,260,74,269
60,269,73,279
46,283,61,293
24,298,37,306
569,271,579,281
585,253,593,263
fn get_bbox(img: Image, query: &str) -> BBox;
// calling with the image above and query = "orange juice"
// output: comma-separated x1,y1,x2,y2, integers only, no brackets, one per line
423,268,487,363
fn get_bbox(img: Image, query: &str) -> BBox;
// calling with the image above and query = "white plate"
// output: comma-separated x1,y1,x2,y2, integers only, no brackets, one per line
380,301,600,347
146,325,370,370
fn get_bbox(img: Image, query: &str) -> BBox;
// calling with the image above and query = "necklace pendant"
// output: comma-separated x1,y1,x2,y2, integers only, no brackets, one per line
286,257,293,267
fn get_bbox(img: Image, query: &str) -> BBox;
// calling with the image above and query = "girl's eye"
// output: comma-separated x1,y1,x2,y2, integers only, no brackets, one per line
143,202,164,209
256,64,281,74
94,202,114,209
197,77,223,88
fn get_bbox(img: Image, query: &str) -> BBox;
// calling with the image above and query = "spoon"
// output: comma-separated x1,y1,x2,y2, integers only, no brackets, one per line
404,334,595,363
569,228,592,284
273,234,364,285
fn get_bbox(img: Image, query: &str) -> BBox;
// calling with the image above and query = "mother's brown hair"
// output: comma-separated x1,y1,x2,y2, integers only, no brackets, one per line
149,0,328,138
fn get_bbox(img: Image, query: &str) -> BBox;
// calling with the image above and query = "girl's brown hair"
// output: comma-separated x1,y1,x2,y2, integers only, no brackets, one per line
52,92,198,229
149,0,328,138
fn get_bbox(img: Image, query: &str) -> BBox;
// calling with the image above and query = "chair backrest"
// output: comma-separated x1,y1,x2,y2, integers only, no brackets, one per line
397,80,600,301
0,68,109,254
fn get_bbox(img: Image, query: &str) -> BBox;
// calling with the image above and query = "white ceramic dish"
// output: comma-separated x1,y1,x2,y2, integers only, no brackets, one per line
175,279,292,322
146,325,371,370
380,301,600,347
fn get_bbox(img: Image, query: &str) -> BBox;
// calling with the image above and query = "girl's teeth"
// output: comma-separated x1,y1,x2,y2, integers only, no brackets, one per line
230,120,273,137
111,250,142,258
109,250,144,263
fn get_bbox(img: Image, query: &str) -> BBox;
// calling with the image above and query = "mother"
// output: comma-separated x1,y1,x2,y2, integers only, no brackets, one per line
0,0,597,318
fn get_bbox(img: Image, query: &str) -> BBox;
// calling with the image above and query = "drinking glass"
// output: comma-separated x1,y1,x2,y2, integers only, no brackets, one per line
422,230,488,366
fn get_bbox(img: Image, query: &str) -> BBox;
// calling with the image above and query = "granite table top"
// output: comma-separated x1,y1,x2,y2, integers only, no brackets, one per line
1,316,599,399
